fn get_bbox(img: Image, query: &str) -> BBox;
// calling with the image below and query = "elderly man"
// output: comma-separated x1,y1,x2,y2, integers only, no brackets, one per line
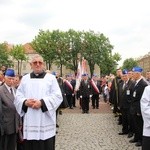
14,54,63,150
0,68,19,150
129,66,148,147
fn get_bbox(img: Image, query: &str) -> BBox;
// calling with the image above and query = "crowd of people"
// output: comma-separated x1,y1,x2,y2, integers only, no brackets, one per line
109,68,150,150
0,54,150,150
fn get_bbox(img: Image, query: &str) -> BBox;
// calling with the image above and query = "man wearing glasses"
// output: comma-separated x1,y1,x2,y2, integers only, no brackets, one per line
14,54,63,150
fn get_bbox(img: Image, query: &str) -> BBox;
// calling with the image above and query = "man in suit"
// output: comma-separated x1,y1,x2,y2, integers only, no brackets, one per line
64,74,75,109
0,93,4,149
90,74,101,109
79,74,91,114
129,66,148,147
0,68,19,150
110,68,123,125
118,69,135,136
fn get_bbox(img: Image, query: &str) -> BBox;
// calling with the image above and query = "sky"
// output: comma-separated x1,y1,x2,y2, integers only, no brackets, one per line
0,0,150,66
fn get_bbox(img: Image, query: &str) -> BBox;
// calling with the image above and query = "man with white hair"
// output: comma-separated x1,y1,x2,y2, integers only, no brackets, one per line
129,66,148,147
14,54,63,150
0,68,19,150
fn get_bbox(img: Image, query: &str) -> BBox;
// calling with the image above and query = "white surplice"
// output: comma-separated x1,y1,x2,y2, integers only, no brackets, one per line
14,73,63,140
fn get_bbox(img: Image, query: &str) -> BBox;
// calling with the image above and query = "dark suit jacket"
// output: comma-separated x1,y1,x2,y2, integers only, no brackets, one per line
90,80,101,95
0,97,4,136
119,79,135,109
63,80,75,95
130,78,148,115
0,84,19,135
79,79,91,97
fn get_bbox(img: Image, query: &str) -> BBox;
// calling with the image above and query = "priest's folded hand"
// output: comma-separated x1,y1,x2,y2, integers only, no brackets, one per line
25,99,36,107
32,100,42,109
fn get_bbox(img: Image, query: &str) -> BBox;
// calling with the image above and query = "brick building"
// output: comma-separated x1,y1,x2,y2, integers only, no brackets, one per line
137,52,150,77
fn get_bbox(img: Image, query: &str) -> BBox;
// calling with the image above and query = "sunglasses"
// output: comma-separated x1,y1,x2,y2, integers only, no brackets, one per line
32,61,43,65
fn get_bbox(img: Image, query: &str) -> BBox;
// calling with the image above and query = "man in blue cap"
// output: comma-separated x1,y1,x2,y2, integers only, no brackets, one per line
129,66,148,147
118,69,135,138
0,68,20,150
79,73,91,113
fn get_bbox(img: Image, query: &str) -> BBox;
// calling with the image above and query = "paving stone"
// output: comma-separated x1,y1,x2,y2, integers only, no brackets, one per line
56,101,141,150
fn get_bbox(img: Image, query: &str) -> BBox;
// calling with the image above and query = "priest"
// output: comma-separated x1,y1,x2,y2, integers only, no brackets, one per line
14,54,63,150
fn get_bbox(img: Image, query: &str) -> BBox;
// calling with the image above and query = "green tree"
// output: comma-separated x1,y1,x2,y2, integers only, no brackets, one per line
64,29,82,73
10,44,27,75
32,29,59,70
52,30,69,76
0,43,12,67
122,58,138,70
82,31,114,77
32,29,120,76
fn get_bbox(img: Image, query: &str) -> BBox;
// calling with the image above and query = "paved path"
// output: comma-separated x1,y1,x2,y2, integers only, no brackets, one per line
56,100,141,150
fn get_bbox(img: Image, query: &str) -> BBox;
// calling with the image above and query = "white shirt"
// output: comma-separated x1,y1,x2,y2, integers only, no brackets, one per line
4,83,14,95
14,73,63,140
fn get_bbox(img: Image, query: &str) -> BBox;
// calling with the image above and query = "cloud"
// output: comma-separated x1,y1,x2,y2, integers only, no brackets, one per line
0,0,150,64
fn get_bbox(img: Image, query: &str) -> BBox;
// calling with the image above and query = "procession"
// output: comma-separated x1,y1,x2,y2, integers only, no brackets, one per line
0,53,150,150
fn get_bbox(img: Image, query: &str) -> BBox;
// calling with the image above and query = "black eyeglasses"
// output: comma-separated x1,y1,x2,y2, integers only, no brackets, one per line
32,61,43,65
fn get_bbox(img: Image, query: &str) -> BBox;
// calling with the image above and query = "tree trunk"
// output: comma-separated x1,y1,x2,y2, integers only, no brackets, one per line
60,63,62,77
20,60,22,75
17,61,20,75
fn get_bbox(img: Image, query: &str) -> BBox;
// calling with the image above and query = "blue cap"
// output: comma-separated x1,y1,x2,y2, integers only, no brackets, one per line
82,73,88,76
122,69,128,75
92,73,97,77
51,71,56,76
132,66,143,73
66,74,72,77
5,68,15,77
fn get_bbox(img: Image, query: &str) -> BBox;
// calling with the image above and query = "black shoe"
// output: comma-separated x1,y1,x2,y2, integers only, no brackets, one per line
127,133,133,138
118,122,122,125
118,132,128,135
93,107,95,109
59,110,62,115
56,124,59,128
82,111,85,114
129,139,138,143
86,111,89,114
135,142,142,147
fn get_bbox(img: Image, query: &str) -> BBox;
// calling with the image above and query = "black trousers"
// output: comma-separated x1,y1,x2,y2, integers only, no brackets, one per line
82,96,89,112
133,114,143,142
2,133,17,150
120,108,130,133
72,95,76,107
142,136,150,150
23,136,55,150
92,94,99,108
66,95,73,108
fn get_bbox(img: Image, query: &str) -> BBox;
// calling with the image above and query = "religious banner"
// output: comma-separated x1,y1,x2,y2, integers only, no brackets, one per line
75,61,82,91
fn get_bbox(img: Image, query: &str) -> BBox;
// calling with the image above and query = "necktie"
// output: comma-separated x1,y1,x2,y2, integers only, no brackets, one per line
134,82,137,87
122,82,126,90
10,88,14,95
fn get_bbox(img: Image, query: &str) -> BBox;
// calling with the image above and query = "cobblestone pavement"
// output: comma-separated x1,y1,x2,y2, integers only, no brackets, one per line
56,99,141,150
